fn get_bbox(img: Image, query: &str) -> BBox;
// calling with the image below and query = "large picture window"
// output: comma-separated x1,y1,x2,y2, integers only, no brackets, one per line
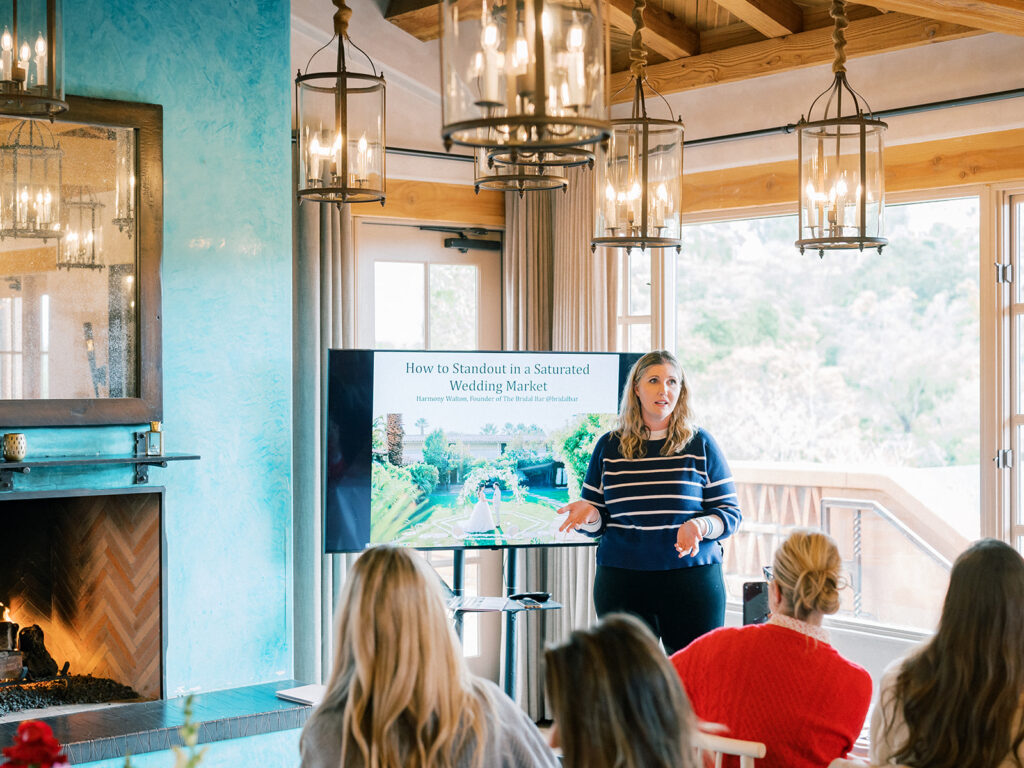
668,197,980,632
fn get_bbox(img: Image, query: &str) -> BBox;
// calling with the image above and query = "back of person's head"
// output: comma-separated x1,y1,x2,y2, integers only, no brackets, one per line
545,613,697,768
309,545,488,768
772,529,842,621
889,538,1024,768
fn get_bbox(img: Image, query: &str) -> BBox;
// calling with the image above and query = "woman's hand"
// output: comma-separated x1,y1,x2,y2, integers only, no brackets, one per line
556,500,600,532
675,519,704,558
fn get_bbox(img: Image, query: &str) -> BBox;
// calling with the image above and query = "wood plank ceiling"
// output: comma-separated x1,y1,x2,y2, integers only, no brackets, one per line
385,0,1022,103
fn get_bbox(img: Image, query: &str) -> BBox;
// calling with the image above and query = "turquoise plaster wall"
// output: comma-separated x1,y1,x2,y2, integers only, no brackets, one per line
3,0,294,694
76,729,301,768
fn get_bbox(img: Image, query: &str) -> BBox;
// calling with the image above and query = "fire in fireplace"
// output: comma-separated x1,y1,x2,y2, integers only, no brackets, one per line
0,491,163,717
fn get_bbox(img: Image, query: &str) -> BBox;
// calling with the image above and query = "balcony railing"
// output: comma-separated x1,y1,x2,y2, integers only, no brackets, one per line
727,462,969,631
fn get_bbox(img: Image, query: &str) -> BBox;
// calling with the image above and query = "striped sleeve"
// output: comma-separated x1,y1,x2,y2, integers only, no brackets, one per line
578,432,610,538
700,431,741,538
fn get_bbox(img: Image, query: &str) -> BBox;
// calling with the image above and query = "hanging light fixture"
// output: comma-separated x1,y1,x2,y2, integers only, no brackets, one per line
57,185,102,270
0,0,65,118
473,146,592,195
591,0,683,254
0,118,61,241
112,128,135,236
439,0,609,152
296,0,385,205
796,0,886,257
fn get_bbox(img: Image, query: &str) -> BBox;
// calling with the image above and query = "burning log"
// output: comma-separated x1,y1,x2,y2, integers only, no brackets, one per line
17,626,58,680
0,651,23,682
0,602,17,652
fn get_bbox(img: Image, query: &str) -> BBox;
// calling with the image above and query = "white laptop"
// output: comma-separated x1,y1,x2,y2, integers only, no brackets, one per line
276,683,326,705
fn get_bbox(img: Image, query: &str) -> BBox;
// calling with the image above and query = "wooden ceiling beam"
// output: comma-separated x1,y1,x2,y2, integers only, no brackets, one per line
605,0,701,59
386,0,700,57
856,0,1024,38
610,11,981,100
709,0,802,37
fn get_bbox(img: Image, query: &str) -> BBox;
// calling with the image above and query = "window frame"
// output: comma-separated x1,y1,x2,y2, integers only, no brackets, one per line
629,183,1005,552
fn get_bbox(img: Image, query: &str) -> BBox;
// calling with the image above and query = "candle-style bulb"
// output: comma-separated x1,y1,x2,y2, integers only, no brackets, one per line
34,35,45,56
19,42,29,62
2,29,12,52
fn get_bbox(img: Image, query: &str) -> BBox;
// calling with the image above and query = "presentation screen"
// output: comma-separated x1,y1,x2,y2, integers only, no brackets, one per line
325,349,638,552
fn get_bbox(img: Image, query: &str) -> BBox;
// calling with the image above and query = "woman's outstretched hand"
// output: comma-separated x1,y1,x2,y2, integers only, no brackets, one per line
675,519,703,558
556,500,600,532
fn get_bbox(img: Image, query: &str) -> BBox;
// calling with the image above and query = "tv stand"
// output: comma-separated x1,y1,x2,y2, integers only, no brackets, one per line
444,549,561,700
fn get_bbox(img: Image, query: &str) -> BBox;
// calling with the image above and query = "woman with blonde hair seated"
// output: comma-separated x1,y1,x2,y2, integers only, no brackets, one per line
870,538,1024,768
545,613,697,768
299,545,558,768
671,529,871,768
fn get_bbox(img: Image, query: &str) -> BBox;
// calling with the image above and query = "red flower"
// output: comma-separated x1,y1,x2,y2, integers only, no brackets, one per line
1,720,69,768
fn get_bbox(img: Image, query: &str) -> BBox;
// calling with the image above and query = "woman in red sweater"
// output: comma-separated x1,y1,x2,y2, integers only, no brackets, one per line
671,530,871,768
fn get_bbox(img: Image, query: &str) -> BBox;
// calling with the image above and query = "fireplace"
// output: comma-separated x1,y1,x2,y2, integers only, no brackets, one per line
0,490,163,715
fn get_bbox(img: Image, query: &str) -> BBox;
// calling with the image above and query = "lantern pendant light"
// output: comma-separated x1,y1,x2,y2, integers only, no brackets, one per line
439,0,610,152
0,0,66,118
796,0,887,257
591,0,683,254
473,146,592,196
296,0,386,205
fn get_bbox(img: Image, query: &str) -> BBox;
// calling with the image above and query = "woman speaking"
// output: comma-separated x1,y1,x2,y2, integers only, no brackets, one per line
557,350,742,653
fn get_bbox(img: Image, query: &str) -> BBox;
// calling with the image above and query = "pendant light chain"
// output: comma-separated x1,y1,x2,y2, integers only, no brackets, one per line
630,0,647,120
830,0,847,74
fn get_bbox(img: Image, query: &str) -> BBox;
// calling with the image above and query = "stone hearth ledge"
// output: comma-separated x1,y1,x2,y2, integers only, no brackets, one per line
0,680,314,764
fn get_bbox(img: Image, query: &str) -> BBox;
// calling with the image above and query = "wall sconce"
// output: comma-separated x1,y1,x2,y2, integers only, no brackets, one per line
296,0,386,205
0,118,62,240
0,0,65,118
592,0,683,254
795,0,886,257
57,185,103,270
439,0,610,152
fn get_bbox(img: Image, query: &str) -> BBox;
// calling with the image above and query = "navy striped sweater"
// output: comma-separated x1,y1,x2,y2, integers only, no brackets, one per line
580,428,742,571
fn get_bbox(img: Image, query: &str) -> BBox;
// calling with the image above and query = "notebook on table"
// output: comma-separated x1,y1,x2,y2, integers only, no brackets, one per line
276,684,326,705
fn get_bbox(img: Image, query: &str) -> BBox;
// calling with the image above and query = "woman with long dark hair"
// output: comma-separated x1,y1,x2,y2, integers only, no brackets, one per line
556,350,742,653
871,538,1024,768
545,613,697,768
299,545,558,768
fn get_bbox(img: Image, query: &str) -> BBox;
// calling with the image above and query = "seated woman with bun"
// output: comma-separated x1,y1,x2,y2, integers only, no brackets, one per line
545,613,697,768
299,545,558,768
871,538,1024,768
671,529,871,768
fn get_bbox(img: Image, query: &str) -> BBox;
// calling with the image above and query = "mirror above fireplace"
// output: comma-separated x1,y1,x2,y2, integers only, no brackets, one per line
0,95,162,426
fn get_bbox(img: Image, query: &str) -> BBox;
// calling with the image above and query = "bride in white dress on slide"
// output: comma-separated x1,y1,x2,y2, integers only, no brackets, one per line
464,487,495,533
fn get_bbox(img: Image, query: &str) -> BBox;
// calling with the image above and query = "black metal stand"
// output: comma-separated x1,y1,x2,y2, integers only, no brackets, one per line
452,549,465,641
503,548,518,699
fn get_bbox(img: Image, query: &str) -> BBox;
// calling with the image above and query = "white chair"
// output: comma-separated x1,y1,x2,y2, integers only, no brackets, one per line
694,731,767,768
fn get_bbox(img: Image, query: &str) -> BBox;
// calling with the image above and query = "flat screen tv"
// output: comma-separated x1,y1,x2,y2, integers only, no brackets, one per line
325,349,639,552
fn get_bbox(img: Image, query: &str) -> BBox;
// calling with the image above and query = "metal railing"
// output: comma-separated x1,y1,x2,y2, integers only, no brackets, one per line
820,496,953,619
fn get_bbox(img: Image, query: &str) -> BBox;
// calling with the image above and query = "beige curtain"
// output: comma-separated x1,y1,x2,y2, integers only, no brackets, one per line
503,166,618,719
293,197,358,683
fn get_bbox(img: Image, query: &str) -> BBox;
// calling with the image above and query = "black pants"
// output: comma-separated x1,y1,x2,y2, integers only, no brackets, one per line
594,563,726,655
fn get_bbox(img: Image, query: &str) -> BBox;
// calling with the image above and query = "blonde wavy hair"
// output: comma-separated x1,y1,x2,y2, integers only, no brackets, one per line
303,545,491,768
773,530,842,621
615,350,696,459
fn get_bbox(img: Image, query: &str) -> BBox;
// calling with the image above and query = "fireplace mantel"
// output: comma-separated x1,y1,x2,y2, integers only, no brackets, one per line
0,452,200,491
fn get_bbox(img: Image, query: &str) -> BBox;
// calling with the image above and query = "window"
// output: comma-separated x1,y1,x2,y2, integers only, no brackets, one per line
356,219,503,679
648,197,981,632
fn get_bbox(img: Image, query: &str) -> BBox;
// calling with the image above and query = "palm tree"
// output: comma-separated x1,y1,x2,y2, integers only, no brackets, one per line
414,417,429,435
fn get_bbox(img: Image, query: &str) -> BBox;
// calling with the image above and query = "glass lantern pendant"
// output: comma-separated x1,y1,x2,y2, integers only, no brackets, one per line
439,0,610,151
0,0,65,118
473,146,591,195
796,0,886,257
592,0,683,254
296,0,386,205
